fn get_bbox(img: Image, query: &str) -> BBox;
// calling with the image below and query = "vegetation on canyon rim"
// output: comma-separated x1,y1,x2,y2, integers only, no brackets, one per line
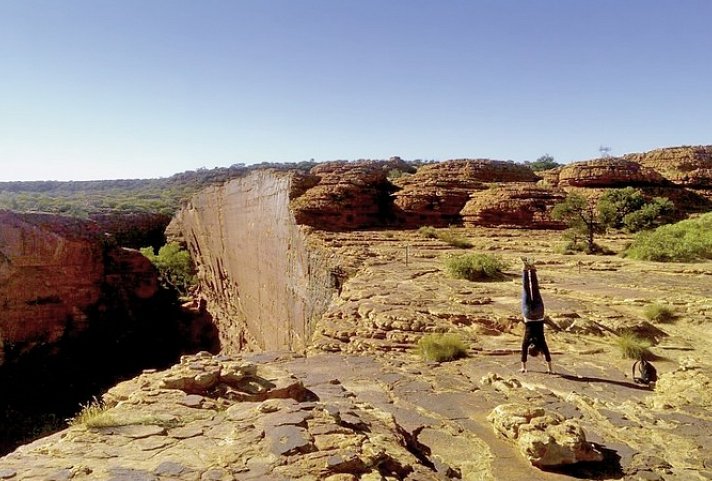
624,212,712,262
416,333,468,362
140,242,197,296
614,332,653,361
445,253,509,281
552,187,675,255
643,303,676,323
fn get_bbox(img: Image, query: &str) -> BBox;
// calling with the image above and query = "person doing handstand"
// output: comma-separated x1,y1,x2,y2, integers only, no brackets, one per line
520,258,553,374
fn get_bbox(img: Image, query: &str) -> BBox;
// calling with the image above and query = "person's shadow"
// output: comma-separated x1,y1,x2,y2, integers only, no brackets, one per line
556,373,653,391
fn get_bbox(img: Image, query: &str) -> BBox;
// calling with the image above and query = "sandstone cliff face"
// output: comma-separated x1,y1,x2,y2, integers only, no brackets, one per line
392,159,539,227
90,212,172,249
0,211,164,362
555,158,667,187
461,183,567,229
0,212,105,358
168,170,338,354
624,145,712,188
290,161,397,230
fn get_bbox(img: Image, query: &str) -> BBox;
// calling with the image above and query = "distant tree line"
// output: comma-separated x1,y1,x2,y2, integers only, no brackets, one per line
0,162,317,217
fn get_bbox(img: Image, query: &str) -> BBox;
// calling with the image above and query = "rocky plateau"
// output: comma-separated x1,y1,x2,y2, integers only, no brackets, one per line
2,146,712,480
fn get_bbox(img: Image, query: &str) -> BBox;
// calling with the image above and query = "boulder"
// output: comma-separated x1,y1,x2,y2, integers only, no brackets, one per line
488,403,603,467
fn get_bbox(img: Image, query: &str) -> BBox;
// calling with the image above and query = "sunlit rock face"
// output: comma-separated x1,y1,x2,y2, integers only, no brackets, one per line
461,183,567,229
392,159,540,227
624,145,712,188
168,170,338,354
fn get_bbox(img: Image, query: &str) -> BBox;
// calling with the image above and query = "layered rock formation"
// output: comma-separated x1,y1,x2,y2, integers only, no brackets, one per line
488,404,603,467
624,145,712,188
552,158,667,187
461,183,566,229
0,210,201,455
392,159,539,227
168,170,340,354
0,211,159,362
291,161,397,230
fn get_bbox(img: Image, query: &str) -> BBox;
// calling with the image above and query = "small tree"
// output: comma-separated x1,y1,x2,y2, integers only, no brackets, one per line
140,242,196,296
623,197,674,232
598,188,674,232
528,154,561,172
551,194,603,254
598,187,646,229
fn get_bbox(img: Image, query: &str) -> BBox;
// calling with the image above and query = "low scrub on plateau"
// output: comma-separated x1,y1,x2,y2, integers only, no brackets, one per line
445,253,508,281
624,212,712,262
416,333,468,362
643,303,676,323
614,332,652,361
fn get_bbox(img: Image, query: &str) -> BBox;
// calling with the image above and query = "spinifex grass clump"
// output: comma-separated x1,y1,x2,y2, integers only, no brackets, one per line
643,303,676,323
68,398,117,428
436,228,473,249
614,332,652,360
445,253,508,281
418,226,438,239
416,333,468,362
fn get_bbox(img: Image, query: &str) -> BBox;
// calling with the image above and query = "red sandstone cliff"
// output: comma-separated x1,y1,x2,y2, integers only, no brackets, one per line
0,211,160,365
392,159,540,227
168,170,340,354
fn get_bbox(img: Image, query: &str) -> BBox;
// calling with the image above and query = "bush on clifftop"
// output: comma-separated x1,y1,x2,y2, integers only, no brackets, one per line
416,333,468,362
140,242,197,295
624,212,712,262
445,253,508,281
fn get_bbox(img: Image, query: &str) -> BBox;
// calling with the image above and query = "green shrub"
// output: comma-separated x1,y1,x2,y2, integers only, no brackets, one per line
416,333,468,362
643,303,676,323
445,253,508,281
624,212,712,262
437,229,473,249
614,332,652,360
622,197,675,232
418,226,438,239
140,242,197,295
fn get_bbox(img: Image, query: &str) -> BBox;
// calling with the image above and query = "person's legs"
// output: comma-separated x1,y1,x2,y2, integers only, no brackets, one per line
520,324,531,372
539,336,553,373
522,269,545,320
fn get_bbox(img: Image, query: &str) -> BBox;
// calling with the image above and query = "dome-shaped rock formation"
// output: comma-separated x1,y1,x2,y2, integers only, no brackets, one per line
555,158,667,187
392,159,539,227
461,183,567,229
624,145,712,188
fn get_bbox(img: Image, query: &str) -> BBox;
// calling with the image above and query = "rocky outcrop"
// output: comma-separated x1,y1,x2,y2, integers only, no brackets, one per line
168,170,340,354
90,212,172,249
0,210,198,455
624,145,712,188
392,159,539,227
461,183,567,229
0,211,161,362
0,353,446,481
290,161,397,230
554,158,667,187
488,404,603,468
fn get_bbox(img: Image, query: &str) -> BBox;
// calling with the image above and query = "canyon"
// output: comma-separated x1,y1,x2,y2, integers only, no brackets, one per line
1,145,712,480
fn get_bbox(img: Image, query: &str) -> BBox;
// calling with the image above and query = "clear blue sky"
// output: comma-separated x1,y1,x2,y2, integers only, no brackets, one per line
1,0,710,181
